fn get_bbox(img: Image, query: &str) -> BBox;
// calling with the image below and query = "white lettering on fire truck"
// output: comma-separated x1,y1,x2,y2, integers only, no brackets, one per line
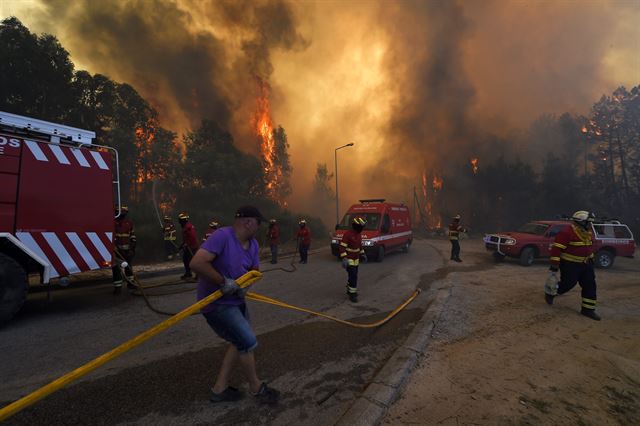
0,136,21,148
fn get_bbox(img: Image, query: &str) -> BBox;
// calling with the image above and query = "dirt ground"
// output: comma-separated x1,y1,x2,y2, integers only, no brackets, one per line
384,241,640,425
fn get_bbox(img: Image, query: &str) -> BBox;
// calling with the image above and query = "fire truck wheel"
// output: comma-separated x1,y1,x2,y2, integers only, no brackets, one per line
0,253,28,325
595,250,614,269
375,246,385,262
519,247,535,266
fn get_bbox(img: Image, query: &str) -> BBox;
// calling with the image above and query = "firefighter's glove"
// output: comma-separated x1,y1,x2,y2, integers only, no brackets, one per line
341,258,349,269
221,277,240,295
544,272,558,296
549,265,559,272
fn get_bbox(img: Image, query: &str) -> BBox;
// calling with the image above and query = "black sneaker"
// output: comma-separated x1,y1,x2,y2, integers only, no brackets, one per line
253,382,279,405
545,294,555,305
581,308,601,321
210,386,243,403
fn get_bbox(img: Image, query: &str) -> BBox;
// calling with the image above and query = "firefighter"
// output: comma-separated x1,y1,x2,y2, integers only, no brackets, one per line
448,214,466,262
545,210,601,321
267,219,280,264
202,221,220,243
179,212,199,280
112,205,136,294
296,219,311,264
340,216,367,303
163,216,178,260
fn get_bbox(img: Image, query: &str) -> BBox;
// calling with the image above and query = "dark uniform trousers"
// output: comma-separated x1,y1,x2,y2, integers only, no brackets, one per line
347,265,359,293
558,261,597,310
450,240,460,260
112,248,134,283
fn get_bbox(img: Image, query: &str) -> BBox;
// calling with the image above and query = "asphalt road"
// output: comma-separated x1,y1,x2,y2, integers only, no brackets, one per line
0,239,454,425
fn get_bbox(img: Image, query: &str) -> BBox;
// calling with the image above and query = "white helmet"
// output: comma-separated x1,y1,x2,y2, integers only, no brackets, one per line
571,210,595,228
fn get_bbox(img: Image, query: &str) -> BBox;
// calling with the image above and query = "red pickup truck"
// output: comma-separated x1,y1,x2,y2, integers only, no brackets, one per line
483,219,636,269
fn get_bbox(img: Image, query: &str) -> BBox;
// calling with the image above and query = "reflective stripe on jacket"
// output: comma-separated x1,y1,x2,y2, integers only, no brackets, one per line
550,224,594,267
340,229,364,266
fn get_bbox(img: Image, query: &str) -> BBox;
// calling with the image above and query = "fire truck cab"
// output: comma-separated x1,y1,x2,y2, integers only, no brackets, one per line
331,199,412,262
0,111,119,324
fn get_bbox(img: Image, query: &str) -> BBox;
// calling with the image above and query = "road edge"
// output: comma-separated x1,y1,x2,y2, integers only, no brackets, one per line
334,279,452,426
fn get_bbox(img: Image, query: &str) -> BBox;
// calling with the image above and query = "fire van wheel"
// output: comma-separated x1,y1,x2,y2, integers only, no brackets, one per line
519,247,535,267
0,253,28,325
375,246,385,262
595,250,614,269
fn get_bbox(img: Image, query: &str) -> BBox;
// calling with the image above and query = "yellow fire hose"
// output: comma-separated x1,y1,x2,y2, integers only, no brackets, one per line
0,270,421,421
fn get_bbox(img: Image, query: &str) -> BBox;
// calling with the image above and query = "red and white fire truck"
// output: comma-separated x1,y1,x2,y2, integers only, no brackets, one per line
0,111,120,324
331,199,413,262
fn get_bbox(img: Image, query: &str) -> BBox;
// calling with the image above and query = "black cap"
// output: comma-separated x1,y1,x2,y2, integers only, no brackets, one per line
235,205,265,222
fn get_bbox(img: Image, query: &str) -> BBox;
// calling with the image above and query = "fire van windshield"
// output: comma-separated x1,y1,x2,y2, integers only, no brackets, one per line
337,213,380,231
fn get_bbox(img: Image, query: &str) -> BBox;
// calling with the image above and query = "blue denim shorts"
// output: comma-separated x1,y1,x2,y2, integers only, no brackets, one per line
203,303,258,353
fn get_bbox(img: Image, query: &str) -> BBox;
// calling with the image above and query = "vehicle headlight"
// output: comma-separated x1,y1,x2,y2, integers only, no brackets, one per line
362,240,374,246
504,238,516,245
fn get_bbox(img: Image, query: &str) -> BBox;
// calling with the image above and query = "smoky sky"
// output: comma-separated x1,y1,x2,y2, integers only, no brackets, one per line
5,0,638,220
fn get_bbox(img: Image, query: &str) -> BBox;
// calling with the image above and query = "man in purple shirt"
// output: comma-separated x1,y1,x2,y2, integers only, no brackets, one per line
190,205,280,405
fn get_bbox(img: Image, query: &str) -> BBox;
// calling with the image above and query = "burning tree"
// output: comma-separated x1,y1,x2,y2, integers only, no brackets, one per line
253,78,292,205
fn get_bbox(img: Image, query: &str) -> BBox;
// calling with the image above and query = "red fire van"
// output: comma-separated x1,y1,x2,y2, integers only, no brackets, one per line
331,199,412,262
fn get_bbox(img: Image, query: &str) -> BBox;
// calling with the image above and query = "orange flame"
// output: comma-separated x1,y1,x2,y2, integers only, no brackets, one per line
470,158,479,174
253,78,282,202
432,174,443,191
134,119,157,183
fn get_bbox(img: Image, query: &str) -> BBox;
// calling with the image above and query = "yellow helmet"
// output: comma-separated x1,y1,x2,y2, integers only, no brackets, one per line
299,219,307,224
352,216,367,226
209,221,219,228
453,214,461,220
178,212,190,220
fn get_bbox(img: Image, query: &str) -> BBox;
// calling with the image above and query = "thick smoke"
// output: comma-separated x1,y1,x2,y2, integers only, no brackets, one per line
4,0,638,223
30,0,306,140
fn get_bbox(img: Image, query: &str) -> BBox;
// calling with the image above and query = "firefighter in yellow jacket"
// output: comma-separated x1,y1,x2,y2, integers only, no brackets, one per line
340,216,368,303
163,216,177,260
545,210,600,321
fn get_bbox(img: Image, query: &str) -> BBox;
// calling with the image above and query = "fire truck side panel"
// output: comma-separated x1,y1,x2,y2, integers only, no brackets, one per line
14,138,113,279
0,135,21,231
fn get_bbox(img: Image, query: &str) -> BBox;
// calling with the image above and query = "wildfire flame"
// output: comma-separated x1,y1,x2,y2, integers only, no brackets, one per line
253,78,282,203
470,157,479,174
432,174,443,191
134,119,157,183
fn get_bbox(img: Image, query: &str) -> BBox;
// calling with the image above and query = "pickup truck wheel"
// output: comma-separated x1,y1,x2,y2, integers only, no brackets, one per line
0,253,28,325
493,252,505,262
595,250,614,269
375,246,385,262
519,247,535,266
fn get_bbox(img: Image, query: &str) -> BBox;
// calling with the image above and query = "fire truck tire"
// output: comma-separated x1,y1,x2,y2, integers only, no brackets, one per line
0,253,28,325
375,246,385,262
595,250,614,269
519,247,535,266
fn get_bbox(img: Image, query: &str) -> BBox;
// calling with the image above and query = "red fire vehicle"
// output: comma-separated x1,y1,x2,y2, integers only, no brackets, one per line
0,111,120,324
331,199,412,262
483,219,635,268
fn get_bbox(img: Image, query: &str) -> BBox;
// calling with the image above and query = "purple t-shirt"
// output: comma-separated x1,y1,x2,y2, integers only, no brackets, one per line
197,226,260,312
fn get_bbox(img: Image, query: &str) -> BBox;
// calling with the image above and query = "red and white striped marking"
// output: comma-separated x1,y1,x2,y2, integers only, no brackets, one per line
24,140,110,170
16,231,113,279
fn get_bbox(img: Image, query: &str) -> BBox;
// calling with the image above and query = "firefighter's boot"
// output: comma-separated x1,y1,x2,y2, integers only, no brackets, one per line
113,281,123,295
348,292,358,303
581,308,601,321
